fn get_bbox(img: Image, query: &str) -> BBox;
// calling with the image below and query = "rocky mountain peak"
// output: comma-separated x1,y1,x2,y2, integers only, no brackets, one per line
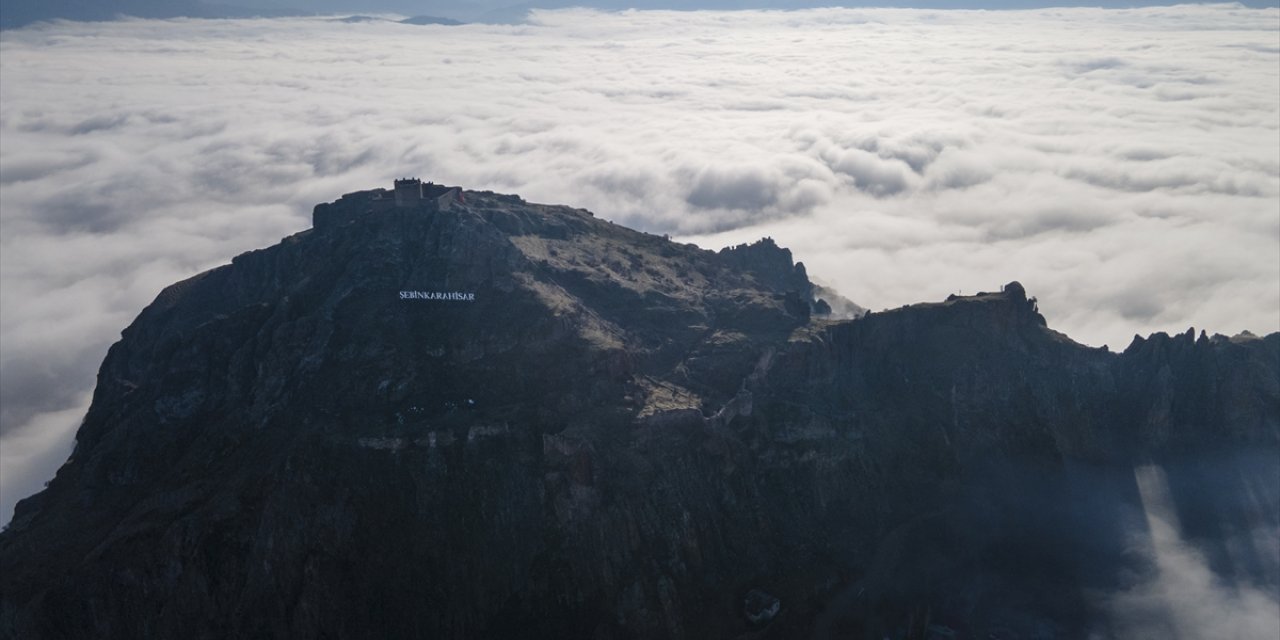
1,184,1276,640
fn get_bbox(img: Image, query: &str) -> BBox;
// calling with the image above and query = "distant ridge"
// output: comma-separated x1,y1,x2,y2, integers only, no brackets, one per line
400,15,463,25
0,0,299,29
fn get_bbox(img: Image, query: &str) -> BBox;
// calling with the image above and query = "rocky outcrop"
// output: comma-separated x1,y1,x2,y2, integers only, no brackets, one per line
1,186,1276,640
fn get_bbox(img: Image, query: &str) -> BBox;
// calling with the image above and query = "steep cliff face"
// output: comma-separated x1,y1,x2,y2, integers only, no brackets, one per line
1,187,1277,640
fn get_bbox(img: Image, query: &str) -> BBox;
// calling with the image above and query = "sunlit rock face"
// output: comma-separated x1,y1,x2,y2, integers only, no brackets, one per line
1,187,1276,639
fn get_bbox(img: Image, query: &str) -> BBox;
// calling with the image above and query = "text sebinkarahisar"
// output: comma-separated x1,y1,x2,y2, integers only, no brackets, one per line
399,291,476,301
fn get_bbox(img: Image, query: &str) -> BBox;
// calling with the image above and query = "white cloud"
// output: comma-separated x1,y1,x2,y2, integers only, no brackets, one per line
1102,465,1280,640
1,6,1278,523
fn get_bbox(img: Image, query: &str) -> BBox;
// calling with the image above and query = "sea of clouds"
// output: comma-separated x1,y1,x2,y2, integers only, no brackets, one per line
0,6,1277,529
1106,463,1280,640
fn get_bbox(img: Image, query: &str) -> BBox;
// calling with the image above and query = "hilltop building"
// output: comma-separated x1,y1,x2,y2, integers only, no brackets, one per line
393,178,459,209
313,178,463,230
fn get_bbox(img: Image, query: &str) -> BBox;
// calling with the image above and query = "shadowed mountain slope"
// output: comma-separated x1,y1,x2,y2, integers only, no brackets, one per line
1,185,1276,639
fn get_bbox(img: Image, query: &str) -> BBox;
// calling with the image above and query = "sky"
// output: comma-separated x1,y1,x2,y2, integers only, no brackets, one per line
4,0,1280,30
0,5,1278,530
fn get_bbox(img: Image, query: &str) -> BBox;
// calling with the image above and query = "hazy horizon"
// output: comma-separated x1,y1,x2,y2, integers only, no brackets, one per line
3,0,1279,29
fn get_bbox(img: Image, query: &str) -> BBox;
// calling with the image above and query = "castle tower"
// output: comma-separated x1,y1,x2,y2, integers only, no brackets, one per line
394,178,424,208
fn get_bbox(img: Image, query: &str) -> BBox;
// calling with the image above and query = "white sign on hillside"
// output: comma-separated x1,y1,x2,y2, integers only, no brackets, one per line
400,291,475,301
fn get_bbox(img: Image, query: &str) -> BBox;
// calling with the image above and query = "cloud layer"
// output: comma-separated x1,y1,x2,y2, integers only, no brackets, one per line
1,6,1278,523
1104,465,1280,640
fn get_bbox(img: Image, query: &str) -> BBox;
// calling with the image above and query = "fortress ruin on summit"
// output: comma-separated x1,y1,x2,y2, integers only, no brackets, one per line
313,178,462,230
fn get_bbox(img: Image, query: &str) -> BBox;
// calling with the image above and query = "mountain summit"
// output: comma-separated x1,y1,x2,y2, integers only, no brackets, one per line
2,183,1277,639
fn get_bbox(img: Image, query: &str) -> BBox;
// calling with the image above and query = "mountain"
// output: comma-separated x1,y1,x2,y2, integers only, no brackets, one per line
399,15,463,25
1,183,1276,639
